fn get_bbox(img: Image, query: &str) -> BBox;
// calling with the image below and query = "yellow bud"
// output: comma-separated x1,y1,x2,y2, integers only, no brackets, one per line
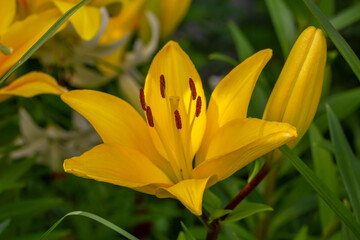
263,26,327,160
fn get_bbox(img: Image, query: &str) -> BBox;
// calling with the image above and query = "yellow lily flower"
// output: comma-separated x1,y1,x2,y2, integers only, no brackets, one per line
61,41,297,215
18,0,102,41
0,72,67,102
263,26,327,161
159,0,192,39
0,9,60,77
0,0,16,36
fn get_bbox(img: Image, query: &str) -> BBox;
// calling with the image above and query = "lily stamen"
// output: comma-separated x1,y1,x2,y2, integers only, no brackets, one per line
195,96,201,117
160,75,166,98
189,78,197,100
174,110,182,130
146,106,154,127
139,88,146,111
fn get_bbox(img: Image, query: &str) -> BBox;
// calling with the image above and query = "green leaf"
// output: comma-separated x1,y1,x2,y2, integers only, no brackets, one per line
180,222,197,240
327,105,360,221
177,232,186,240
330,2,360,30
309,124,338,231
0,0,90,85
10,230,69,240
0,182,25,195
303,0,360,82
317,0,335,16
315,87,360,132
265,0,296,58
0,198,62,221
40,211,139,240
228,21,254,61
224,202,273,224
0,157,35,182
209,53,237,66
279,145,360,238
294,226,308,240
0,219,10,235
209,209,233,222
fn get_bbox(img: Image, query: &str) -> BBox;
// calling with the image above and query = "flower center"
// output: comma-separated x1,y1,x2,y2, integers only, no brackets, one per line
139,75,202,181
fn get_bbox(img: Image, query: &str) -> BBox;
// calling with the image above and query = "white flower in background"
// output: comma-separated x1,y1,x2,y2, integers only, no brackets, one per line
11,108,100,171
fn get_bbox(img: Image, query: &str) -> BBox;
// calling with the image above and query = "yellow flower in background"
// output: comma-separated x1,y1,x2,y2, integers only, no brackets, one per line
0,72,67,102
61,41,296,215
16,0,103,41
0,3,60,76
159,0,192,39
263,26,327,161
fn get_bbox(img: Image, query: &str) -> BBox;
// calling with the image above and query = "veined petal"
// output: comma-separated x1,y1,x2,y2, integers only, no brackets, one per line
0,9,60,77
0,72,66,99
155,177,212,216
160,0,191,39
196,50,272,166
53,0,101,40
193,118,297,181
60,89,174,177
0,0,16,34
263,27,327,147
144,41,206,177
64,143,173,194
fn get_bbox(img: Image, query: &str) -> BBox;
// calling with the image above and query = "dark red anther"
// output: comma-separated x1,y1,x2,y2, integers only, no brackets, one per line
139,88,146,111
174,110,182,130
146,106,154,127
160,75,165,98
189,78,197,100
195,96,202,117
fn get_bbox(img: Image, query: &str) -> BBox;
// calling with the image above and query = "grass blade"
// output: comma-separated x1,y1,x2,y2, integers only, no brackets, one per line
303,0,360,82
265,0,296,58
309,124,338,231
0,0,90,86
279,145,360,238
330,2,360,30
40,211,139,240
228,21,254,61
327,105,360,221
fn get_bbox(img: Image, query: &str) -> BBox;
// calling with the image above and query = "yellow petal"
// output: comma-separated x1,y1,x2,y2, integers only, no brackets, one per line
263,27,327,147
160,0,191,39
156,177,212,215
0,0,16,34
64,143,173,194
144,41,206,176
99,0,146,44
193,118,297,182
53,1,101,40
0,9,60,77
60,89,174,178
0,72,66,99
196,49,272,166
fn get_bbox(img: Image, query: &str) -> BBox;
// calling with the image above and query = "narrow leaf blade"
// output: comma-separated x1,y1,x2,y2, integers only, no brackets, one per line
303,0,360,82
279,145,360,237
327,105,360,220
